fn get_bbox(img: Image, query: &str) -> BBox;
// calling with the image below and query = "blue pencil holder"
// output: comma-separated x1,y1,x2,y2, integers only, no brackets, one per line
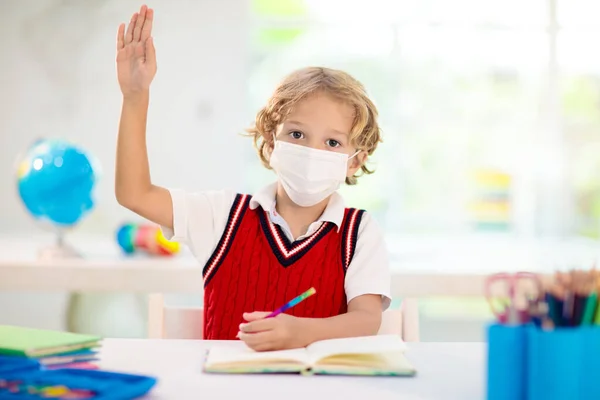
487,323,600,400
487,323,528,400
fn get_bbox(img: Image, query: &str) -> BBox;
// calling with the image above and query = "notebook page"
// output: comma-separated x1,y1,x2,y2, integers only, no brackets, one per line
205,345,309,367
306,335,407,364
312,352,416,376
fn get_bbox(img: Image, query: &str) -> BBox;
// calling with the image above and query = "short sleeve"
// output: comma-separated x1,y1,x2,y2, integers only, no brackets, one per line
344,213,392,310
161,189,236,266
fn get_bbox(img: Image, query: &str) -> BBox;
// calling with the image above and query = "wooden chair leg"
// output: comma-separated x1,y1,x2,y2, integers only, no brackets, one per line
401,298,420,342
163,307,204,340
378,309,403,336
148,293,165,339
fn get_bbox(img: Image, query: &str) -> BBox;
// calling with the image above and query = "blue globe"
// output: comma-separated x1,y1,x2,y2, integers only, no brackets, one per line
16,139,99,228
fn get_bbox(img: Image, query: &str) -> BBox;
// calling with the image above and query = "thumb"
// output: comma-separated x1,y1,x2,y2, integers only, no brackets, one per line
243,311,271,321
145,37,156,65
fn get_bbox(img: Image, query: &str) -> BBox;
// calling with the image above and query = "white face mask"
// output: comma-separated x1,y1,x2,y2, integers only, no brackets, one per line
269,137,358,207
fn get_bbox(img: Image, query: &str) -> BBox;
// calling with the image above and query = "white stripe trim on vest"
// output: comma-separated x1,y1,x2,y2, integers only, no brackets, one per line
266,211,329,259
204,194,249,279
344,209,361,268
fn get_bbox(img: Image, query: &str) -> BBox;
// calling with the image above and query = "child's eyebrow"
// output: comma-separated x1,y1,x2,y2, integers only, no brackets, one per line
286,120,348,137
328,128,349,137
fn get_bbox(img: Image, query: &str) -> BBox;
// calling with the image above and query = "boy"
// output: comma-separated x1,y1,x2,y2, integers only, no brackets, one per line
115,5,391,351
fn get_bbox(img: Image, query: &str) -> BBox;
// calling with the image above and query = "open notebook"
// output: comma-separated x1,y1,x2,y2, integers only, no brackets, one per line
204,334,416,376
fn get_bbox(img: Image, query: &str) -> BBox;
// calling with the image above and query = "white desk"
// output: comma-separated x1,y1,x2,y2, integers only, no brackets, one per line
98,339,486,400
1,233,598,296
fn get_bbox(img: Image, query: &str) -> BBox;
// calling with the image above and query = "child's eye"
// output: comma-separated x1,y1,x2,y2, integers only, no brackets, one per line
289,131,304,140
326,139,341,148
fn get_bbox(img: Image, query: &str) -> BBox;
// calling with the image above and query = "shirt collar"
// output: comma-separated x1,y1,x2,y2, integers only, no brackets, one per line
249,182,346,230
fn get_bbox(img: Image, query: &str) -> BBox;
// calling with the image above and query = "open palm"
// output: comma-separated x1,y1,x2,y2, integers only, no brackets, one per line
116,5,156,96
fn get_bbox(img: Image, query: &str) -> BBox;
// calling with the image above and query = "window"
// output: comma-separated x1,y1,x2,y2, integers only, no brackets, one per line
244,0,600,240
557,0,600,238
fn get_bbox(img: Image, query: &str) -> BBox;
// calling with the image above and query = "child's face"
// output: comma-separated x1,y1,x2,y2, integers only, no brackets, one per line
272,92,366,178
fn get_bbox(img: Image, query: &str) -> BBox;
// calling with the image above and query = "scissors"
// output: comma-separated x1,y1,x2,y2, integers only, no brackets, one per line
485,272,544,325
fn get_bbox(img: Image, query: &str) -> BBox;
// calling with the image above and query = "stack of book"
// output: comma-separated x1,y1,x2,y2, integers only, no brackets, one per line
468,168,512,232
0,325,101,370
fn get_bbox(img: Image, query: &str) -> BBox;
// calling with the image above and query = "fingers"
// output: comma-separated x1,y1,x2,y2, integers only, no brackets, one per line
144,37,156,65
125,12,138,44
243,311,271,322
116,23,125,50
247,341,276,352
240,318,275,333
133,5,147,42
239,331,275,351
141,8,154,42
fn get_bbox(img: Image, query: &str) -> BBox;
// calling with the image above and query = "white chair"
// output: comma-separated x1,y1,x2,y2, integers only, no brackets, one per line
148,294,420,342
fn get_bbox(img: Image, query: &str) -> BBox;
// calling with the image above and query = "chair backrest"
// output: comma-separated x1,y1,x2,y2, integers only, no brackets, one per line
148,294,420,341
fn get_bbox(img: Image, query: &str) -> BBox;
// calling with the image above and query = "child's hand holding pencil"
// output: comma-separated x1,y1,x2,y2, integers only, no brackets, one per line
238,288,316,352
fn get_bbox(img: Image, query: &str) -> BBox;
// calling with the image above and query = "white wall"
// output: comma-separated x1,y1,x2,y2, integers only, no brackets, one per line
0,0,249,234
0,0,250,332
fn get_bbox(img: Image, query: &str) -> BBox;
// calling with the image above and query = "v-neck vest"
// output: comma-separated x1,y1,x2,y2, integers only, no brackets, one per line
202,194,364,340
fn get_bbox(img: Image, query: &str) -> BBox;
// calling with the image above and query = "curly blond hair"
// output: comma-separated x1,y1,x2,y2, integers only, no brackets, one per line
245,66,382,185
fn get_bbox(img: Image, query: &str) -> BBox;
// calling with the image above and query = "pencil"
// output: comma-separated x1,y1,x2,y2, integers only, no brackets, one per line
545,292,561,327
594,272,600,325
266,287,317,318
547,280,566,327
572,271,588,326
563,290,575,326
582,292,597,325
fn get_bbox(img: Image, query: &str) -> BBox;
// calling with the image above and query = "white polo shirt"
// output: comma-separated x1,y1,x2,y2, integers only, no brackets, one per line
162,182,391,310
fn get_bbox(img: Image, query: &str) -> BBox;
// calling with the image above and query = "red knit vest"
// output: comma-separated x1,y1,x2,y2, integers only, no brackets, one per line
202,194,365,340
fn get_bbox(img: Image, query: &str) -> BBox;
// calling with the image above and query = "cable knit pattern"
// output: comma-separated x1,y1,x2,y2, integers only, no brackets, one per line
203,193,364,340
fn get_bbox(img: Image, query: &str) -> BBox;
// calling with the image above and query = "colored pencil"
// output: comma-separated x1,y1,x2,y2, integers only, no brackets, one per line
582,292,597,325
266,287,316,318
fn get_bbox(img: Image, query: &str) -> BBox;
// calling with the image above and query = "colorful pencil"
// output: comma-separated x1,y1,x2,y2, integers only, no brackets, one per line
572,273,589,326
545,292,561,327
593,271,600,325
582,292,598,325
266,287,316,318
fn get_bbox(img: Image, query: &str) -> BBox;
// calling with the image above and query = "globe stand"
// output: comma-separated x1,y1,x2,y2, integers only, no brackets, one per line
37,232,82,260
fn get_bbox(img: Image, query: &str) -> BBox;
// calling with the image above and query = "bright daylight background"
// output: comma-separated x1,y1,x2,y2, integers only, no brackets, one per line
2,0,600,341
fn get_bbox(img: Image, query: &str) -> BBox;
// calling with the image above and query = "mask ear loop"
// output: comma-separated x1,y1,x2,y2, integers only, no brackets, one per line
347,150,362,173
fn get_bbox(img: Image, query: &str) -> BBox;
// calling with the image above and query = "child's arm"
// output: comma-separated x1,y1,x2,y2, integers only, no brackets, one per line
239,296,382,351
114,6,173,229
115,93,173,228
239,213,391,351
298,294,382,342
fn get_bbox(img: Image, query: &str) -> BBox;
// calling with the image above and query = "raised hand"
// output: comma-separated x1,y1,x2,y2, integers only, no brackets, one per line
116,5,156,97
